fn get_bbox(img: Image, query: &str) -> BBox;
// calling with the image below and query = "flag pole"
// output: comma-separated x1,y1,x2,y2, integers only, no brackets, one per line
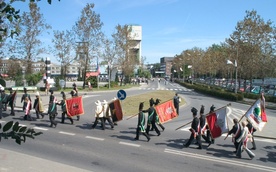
126,113,138,120
206,103,231,117
175,121,192,131
238,98,259,122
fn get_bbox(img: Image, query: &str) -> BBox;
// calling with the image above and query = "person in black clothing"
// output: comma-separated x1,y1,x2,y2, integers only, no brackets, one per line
1,90,8,111
134,102,150,142
21,87,31,111
8,89,16,116
184,107,202,149
144,99,160,136
224,118,242,153
246,118,256,150
33,92,44,119
173,93,180,115
57,91,73,124
199,105,212,147
48,90,57,128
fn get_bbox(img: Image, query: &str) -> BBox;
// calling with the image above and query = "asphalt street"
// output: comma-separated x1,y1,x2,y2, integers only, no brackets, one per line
0,80,276,172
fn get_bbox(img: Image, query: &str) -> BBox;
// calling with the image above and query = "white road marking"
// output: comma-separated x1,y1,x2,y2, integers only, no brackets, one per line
85,136,104,141
119,141,140,147
33,127,48,131
59,131,75,136
165,148,276,172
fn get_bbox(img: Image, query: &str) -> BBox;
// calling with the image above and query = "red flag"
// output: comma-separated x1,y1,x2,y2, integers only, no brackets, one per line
155,100,178,123
261,93,267,122
206,106,229,139
65,96,84,117
109,99,123,122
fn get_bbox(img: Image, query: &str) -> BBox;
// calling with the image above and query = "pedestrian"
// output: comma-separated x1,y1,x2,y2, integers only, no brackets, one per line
91,100,105,130
236,121,255,159
47,90,58,128
24,96,32,121
33,91,44,119
199,105,212,147
207,105,216,144
246,118,257,150
144,98,160,136
1,90,8,111
173,93,181,115
21,87,31,111
71,84,80,121
45,81,50,95
134,102,150,142
8,89,16,116
57,91,73,124
184,107,202,149
154,98,165,131
224,118,242,153
102,100,114,129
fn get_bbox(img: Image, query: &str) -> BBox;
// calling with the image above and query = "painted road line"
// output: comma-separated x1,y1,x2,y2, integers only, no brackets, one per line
33,127,48,131
164,148,276,172
59,131,75,136
119,141,140,147
85,136,104,141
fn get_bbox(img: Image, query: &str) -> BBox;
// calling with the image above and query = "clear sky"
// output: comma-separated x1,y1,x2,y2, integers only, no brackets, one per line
12,0,276,64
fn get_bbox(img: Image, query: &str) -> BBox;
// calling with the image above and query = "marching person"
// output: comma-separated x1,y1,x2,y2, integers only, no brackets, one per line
236,121,255,159
154,98,165,131
144,98,160,136
33,91,44,119
71,84,80,121
91,100,105,130
134,102,150,142
184,107,202,149
246,118,257,150
21,87,31,111
47,90,58,128
224,118,242,153
24,96,32,121
173,93,181,115
1,90,8,111
8,89,16,116
199,105,212,147
102,100,114,129
57,91,73,124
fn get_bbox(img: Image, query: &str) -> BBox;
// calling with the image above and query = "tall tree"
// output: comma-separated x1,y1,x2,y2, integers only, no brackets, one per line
72,3,103,89
226,10,276,82
51,29,74,80
10,2,51,74
112,24,139,85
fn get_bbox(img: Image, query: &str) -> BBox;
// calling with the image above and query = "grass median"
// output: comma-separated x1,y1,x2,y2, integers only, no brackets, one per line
121,90,185,116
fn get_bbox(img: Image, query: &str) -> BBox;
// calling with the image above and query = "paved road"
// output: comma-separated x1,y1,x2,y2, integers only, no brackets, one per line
1,81,276,172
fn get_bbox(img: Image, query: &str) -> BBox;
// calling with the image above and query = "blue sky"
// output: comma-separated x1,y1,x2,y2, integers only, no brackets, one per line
12,0,276,64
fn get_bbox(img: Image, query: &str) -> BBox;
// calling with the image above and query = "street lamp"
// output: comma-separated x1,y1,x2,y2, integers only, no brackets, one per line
227,59,238,93
22,66,26,87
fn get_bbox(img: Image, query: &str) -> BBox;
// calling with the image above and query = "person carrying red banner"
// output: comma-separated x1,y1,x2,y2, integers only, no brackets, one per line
57,91,73,125
24,96,32,121
134,102,150,142
91,100,105,130
154,98,165,131
199,105,211,147
184,107,202,149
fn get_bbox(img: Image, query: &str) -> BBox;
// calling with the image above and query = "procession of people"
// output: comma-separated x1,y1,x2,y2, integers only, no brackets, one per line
0,84,264,160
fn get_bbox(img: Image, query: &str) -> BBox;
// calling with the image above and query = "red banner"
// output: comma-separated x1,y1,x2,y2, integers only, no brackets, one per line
155,100,178,123
65,96,84,117
109,99,123,122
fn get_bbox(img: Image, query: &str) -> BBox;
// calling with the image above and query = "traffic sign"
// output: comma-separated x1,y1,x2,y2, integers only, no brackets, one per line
117,89,126,100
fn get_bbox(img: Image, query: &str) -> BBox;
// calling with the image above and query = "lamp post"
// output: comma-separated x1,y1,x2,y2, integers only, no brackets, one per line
22,66,26,87
227,60,238,94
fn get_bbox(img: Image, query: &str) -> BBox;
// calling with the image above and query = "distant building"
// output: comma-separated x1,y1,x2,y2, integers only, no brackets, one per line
160,57,174,77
